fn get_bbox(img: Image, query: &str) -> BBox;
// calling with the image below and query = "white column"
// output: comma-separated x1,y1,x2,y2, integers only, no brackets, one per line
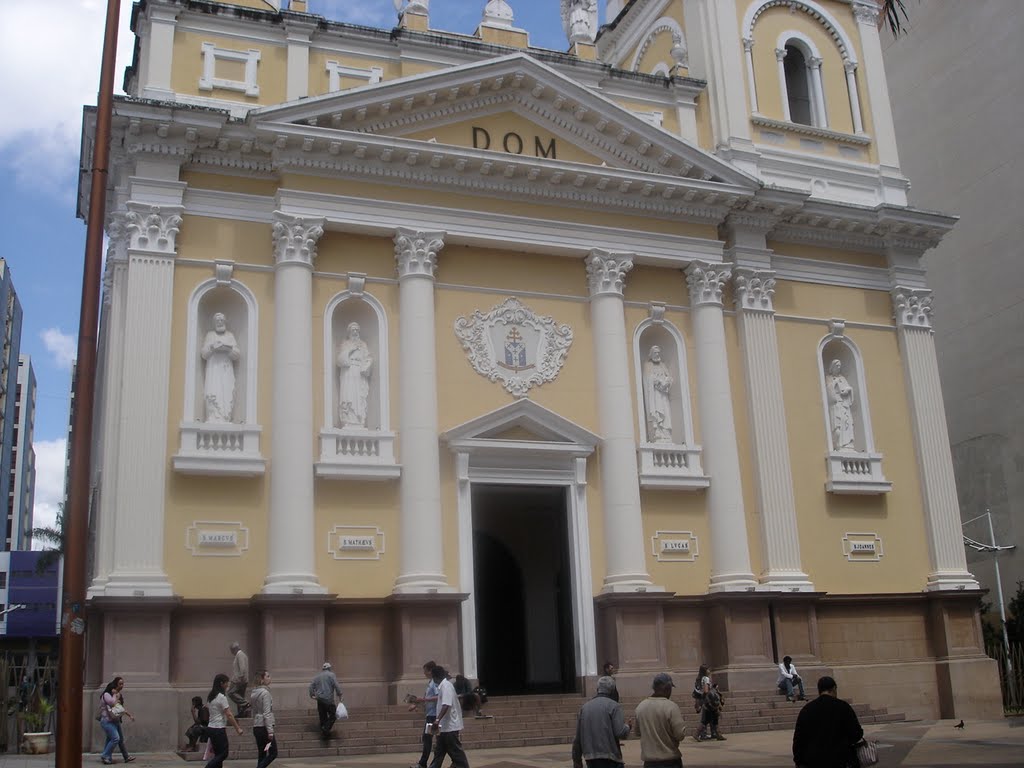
394,229,450,593
734,269,813,592
844,60,865,134
105,200,184,597
808,57,828,128
140,5,179,100
285,20,317,102
686,262,757,592
892,287,978,591
88,217,129,597
852,0,900,167
742,38,759,114
586,251,658,592
263,213,327,594
775,48,792,122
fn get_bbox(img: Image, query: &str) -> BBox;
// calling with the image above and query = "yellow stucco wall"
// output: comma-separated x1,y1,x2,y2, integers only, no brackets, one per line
171,30,287,105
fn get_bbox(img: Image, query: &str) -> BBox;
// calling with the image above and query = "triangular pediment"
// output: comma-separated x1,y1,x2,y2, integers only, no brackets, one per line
252,53,756,187
442,399,600,448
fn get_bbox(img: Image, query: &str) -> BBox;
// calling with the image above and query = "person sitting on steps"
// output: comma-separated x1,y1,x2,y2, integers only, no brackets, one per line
454,674,491,719
777,656,807,702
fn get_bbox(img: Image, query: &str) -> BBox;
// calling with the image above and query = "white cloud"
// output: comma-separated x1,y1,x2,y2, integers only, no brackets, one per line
31,438,68,547
41,328,77,370
0,0,135,189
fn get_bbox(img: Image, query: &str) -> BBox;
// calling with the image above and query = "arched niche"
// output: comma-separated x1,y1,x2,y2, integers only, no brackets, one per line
317,284,399,480
173,271,265,477
183,278,258,425
632,307,707,489
322,290,389,432
630,17,687,75
816,321,890,494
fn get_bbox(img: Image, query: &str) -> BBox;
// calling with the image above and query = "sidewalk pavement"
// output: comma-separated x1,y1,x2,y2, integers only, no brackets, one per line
4,718,1022,767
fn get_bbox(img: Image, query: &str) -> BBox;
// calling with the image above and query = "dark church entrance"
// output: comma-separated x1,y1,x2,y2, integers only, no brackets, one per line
472,484,577,695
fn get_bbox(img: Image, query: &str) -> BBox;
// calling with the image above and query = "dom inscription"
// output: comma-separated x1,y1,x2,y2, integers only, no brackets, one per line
472,127,557,159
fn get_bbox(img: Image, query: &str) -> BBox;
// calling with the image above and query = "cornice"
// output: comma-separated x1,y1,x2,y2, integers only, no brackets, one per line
752,115,871,146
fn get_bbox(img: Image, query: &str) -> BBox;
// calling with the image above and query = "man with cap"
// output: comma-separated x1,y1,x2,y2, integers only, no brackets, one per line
571,676,631,768
634,673,687,768
308,662,344,739
792,676,863,768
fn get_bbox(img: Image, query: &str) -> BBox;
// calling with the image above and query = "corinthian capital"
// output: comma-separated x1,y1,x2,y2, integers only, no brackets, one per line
105,212,130,263
272,213,325,267
891,287,934,330
124,202,184,253
585,250,633,297
852,0,881,25
686,261,731,307
395,228,445,279
734,269,776,313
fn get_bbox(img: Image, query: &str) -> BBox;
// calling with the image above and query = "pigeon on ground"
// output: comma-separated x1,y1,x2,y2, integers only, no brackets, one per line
954,720,965,729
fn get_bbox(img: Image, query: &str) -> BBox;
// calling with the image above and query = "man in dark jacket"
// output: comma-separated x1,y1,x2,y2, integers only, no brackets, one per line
792,676,864,768
572,677,631,768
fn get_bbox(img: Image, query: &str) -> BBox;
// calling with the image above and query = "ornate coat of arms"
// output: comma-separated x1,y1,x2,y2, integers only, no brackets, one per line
454,297,574,397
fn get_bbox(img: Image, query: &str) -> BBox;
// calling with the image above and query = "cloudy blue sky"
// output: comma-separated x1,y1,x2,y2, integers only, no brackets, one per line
0,0,604,537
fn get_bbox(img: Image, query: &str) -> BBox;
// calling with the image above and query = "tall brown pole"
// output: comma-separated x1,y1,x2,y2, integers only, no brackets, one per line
56,0,121,765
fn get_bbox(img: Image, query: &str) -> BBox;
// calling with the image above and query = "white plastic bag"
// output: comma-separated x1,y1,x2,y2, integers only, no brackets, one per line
336,702,349,720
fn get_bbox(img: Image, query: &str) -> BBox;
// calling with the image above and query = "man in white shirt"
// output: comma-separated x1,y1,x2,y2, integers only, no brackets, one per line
428,666,469,768
777,656,807,702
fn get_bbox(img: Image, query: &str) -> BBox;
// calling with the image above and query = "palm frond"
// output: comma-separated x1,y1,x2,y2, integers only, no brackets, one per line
882,0,910,36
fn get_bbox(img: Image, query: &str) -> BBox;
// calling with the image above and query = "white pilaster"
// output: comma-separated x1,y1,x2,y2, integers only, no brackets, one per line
808,57,828,127
104,197,184,597
686,262,757,592
844,60,865,134
586,251,659,593
775,48,792,122
284,20,317,102
734,268,813,592
891,287,978,591
393,229,451,593
683,0,754,150
263,213,327,594
139,5,179,100
852,0,901,168
88,217,129,597
742,38,759,114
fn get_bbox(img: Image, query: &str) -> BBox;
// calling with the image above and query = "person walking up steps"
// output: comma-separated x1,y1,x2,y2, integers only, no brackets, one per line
428,666,470,768
249,670,277,768
308,662,344,739
229,642,251,718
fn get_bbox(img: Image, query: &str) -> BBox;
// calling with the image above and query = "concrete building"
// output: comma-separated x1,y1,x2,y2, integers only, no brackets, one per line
78,0,999,751
8,356,36,551
883,2,1024,622
0,261,24,548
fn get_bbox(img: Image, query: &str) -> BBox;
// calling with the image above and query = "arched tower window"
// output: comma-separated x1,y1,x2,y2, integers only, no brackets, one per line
784,44,813,126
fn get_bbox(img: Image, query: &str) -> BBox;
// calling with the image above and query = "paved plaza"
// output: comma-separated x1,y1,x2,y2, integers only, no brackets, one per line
4,718,1022,768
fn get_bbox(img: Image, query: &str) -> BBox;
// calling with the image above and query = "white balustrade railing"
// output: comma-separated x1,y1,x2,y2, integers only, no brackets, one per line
826,450,891,494
638,442,709,489
317,428,400,480
173,422,265,476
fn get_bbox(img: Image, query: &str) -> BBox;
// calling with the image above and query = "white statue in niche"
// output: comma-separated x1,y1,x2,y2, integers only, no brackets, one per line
337,322,373,428
825,359,855,451
202,312,241,423
643,345,674,443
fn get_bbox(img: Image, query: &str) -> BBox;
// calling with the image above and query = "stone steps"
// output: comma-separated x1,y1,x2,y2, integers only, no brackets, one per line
176,691,904,761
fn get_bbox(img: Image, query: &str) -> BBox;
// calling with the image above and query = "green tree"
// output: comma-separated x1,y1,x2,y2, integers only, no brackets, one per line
1007,580,1024,644
30,504,64,576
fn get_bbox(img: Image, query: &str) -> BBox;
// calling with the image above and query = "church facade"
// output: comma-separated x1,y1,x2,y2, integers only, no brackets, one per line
80,0,1000,749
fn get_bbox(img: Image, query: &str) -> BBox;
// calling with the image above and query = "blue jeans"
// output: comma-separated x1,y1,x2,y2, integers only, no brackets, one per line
100,720,120,760
780,677,805,698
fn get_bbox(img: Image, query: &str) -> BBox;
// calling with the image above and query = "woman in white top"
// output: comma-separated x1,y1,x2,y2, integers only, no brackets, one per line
777,655,807,702
205,673,243,768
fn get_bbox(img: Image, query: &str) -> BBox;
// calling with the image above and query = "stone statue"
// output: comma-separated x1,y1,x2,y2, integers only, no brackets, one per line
561,0,598,45
201,312,241,423
825,359,855,450
338,322,373,428
643,345,674,443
